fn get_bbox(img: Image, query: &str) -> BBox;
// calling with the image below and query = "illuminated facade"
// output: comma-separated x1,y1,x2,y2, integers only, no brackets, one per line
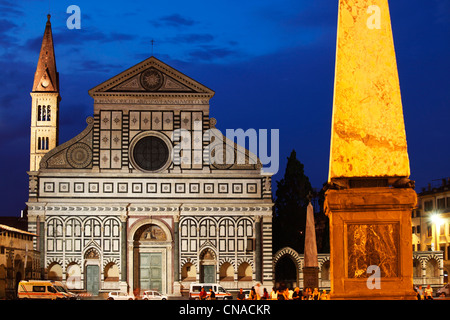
26,16,274,296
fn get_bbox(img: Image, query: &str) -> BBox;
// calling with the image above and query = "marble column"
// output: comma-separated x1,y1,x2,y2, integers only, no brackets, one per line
173,213,182,296
255,216,262,282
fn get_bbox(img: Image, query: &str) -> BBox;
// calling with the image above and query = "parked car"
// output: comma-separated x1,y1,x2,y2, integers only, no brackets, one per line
107,291,135,300
142,290,167,300
437,284,449,297
189,283,232,300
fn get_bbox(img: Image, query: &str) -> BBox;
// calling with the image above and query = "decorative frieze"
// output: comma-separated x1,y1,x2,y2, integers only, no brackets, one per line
38,177,264,199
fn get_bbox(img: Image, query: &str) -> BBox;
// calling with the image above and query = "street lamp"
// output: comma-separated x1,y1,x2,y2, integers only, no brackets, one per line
430,213,443,252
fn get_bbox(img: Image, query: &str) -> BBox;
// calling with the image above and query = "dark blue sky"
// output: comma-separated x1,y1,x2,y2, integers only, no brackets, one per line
0,0,448,216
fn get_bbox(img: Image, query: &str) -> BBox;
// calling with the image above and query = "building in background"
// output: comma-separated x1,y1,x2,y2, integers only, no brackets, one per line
412,178,450,285
0,224,40,299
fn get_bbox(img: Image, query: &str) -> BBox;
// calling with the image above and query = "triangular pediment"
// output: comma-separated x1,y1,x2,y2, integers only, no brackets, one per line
88,56,214,97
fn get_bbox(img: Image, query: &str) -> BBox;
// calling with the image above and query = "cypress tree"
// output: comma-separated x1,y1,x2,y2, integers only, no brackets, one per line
273,150,313,254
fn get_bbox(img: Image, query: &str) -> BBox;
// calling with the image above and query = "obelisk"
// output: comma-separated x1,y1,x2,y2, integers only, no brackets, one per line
303,202,319,290
324,0,417,299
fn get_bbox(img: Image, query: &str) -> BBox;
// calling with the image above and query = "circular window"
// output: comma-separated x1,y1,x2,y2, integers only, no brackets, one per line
131,135,170,172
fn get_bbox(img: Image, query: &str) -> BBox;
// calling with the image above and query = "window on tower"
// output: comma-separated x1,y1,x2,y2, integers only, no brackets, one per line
37,137,50,150
37,105,51,121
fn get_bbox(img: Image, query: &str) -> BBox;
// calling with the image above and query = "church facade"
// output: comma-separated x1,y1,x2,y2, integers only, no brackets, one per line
26,16,274,296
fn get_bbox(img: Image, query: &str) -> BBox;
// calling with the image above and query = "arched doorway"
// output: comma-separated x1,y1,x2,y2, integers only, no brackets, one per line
273,247,302,289
275,256,297,288
84,247,101,296
199,248,216,283
130,221,173,295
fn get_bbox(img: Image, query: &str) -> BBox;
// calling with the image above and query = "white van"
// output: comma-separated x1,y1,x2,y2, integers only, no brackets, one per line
17,280,68,300
53,281,79,300
189,283,232,300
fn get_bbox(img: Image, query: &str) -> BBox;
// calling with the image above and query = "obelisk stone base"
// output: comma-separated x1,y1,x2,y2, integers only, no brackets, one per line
325,187,417,300
303,267,319,291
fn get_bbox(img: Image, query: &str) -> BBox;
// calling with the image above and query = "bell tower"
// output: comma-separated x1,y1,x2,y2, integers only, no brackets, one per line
29,14,60,172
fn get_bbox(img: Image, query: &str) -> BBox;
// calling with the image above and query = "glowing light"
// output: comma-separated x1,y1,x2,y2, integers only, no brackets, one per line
431,213,443,226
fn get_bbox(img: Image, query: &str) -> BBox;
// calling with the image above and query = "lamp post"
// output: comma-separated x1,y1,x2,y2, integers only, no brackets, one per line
431,213,443,252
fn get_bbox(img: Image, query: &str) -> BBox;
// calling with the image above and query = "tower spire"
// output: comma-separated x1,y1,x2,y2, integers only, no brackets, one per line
32,13,59,92
29,14,61,172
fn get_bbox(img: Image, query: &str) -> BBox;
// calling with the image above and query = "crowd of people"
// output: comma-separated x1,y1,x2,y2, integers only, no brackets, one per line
236,283,330,300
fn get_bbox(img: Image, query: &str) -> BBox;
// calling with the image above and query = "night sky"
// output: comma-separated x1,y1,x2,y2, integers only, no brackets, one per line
0,0,448,216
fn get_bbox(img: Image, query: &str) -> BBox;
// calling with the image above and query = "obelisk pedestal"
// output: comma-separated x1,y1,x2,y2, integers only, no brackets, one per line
325,0,417,300
325,187,417,299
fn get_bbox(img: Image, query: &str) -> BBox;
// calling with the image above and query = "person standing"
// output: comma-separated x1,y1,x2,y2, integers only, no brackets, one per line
276,287,285,300
209,288,216,300
249,287,258,300
270,287,277,300
292,287,302,301
199,287,207,300
261,288,269,300
416,285,423,300
424,285,433,300
237,288,246,300
312,288,320,300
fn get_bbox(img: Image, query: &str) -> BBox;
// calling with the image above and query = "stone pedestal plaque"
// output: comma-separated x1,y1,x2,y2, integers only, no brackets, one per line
325,187,417,299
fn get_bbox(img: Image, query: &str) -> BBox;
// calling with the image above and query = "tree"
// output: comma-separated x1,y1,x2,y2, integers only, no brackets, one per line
273,150,313,254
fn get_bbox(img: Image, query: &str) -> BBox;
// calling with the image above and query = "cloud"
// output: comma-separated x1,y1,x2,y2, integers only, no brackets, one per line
24,28,138,53
167,33,214,44
76,59,122,73
151,14,197,28
187,46,237,62
0,0,24,18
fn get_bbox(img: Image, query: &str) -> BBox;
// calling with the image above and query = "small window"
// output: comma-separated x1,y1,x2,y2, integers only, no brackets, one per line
424,200,433,212
47,106,51,121
246,238,254,252
47,286,57,293
33,286,46,293
38,105,42,121
437,198,446,211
